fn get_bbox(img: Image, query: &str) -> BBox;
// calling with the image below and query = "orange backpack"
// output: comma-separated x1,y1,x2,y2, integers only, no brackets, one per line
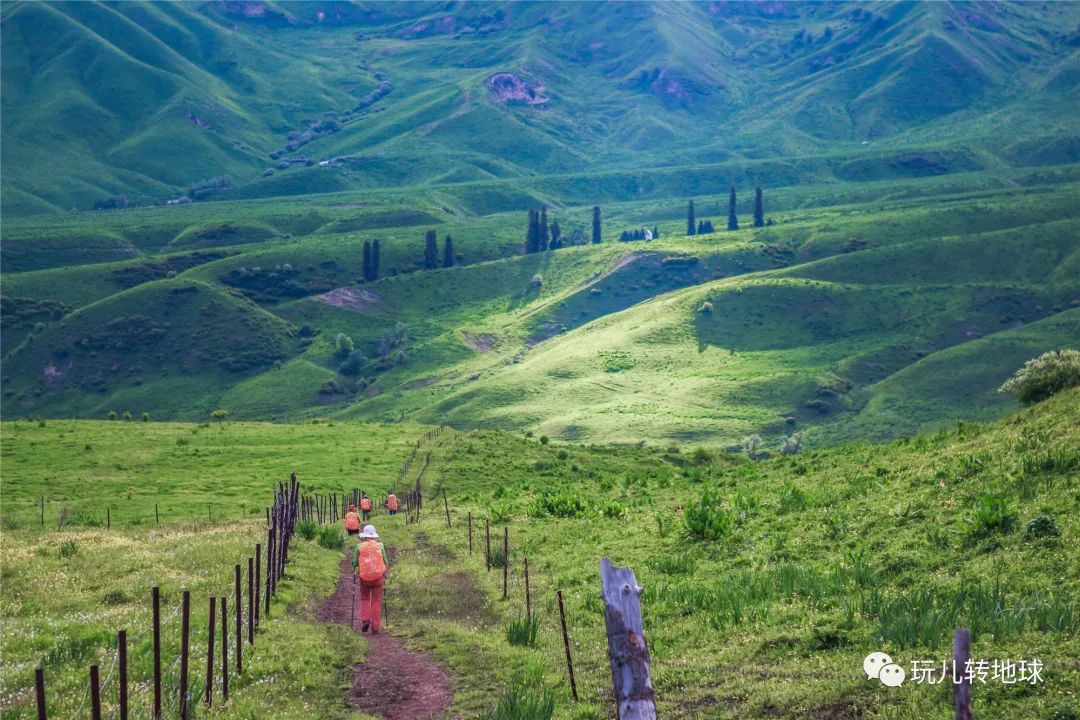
387,494,398,511
360,497,372,511
357,540,386,582
344,511,360,531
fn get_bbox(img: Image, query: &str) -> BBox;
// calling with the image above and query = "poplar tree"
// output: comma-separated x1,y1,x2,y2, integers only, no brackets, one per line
362,240,372,281
551,220,562,249
525,209,539,253
753,186,765,228
652,226,660,240
727,187,739,231
539,206,550,251
443,235,454,267
372,239,381,280
592,206,602,244
687,200,696,236
424,229,438,268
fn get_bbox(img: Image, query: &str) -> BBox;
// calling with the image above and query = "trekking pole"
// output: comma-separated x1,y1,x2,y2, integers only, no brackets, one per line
351,574,357,631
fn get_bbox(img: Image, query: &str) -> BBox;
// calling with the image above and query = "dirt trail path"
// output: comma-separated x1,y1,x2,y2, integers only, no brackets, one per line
317,553,452,720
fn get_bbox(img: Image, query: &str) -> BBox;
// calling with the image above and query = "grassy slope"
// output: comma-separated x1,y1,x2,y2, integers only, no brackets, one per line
386,390,1080,719
2,391,1076,718
0,419,434,720
3,180,1078,445
2,1,1078,214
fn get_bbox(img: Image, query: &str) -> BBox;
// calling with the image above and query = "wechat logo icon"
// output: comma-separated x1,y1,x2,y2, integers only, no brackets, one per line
864,652,906,687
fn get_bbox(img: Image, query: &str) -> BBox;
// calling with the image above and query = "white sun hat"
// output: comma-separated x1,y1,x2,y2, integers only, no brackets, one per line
360,525,379,538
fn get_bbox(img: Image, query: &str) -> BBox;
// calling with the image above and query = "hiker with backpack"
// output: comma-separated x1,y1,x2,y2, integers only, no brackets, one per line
386,492,399,516
360,493,373,521
344,504,361,535
353,524,388,633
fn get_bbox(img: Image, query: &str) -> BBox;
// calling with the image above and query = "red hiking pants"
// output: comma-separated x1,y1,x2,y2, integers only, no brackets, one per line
359,577,384,632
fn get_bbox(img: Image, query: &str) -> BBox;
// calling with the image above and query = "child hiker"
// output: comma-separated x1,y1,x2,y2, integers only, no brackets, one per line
353,524,388,633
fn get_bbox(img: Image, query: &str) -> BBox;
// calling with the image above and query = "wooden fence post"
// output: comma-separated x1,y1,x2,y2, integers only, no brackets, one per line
106,508,110,530
443,488,451,528
248,558,255,645
600,558,656,720
118,630,128,720
502,527,509,600
557,590,578,702
234,564,242,675
205,597,215,709
485,520,491,572
89,665,101,720
155,503,159,526
221,597,228,702
954,628,973,720
468,513,473,554
254,544,261,631
34,667,46,720
179,590,190,720
40,496,44,528
524,558,532,620
152,586,162,720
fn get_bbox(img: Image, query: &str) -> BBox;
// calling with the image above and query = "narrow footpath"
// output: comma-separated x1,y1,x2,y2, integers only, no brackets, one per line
317,553,452,720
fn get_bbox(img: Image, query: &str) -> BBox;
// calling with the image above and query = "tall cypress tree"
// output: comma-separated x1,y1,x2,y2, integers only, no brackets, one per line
652,225,660,240
372,239,381,280
687,200,696,236
727,187,739,231
443,235,454,267
539,206,550,251
424,229,438,268
362,240,372,281
550,220,562,249
592,206,602,244
753,186,764,228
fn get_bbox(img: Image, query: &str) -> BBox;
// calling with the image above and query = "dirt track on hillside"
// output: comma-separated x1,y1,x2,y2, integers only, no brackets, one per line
317,553,452,719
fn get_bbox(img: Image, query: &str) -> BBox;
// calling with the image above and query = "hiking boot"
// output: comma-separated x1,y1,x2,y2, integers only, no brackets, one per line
361,620,370,633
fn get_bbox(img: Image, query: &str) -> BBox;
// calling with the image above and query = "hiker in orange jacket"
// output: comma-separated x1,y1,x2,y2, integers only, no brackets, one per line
386,492,399,516
344,504,361,535
352,525,388,633
360,493,373,521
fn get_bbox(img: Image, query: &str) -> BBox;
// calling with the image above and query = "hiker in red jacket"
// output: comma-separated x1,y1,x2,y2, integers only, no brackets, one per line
352,525,388,633
360,493,373,521
344,504,361,535
386,492,399,516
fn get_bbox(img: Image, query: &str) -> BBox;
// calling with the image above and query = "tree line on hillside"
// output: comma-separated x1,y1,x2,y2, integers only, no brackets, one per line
367,187,772,284
687,186,768,236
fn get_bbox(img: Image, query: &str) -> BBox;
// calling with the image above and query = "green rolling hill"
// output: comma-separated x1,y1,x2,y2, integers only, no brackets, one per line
2,1,1079,213
1,0,1078,450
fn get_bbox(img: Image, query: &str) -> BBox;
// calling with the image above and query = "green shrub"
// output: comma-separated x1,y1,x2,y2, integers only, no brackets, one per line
539,435,550,445
107,411,117,421
103,589,129,605
210,409,229,422
316,526,342,549
479,674,554,720
296,520,318,540
123,411,133,421
333,333,355,359
531,489,588,518
964,491,1017,541
684,488,734,540
1024,516,1060,540
488,546,506,569
59,540,77,558
999,349,1080,405
506,616,539,647
141,412,150,422
599,500,626,519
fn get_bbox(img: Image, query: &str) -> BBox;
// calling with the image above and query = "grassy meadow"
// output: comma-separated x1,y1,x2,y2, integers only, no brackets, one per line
2,390,1077,718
